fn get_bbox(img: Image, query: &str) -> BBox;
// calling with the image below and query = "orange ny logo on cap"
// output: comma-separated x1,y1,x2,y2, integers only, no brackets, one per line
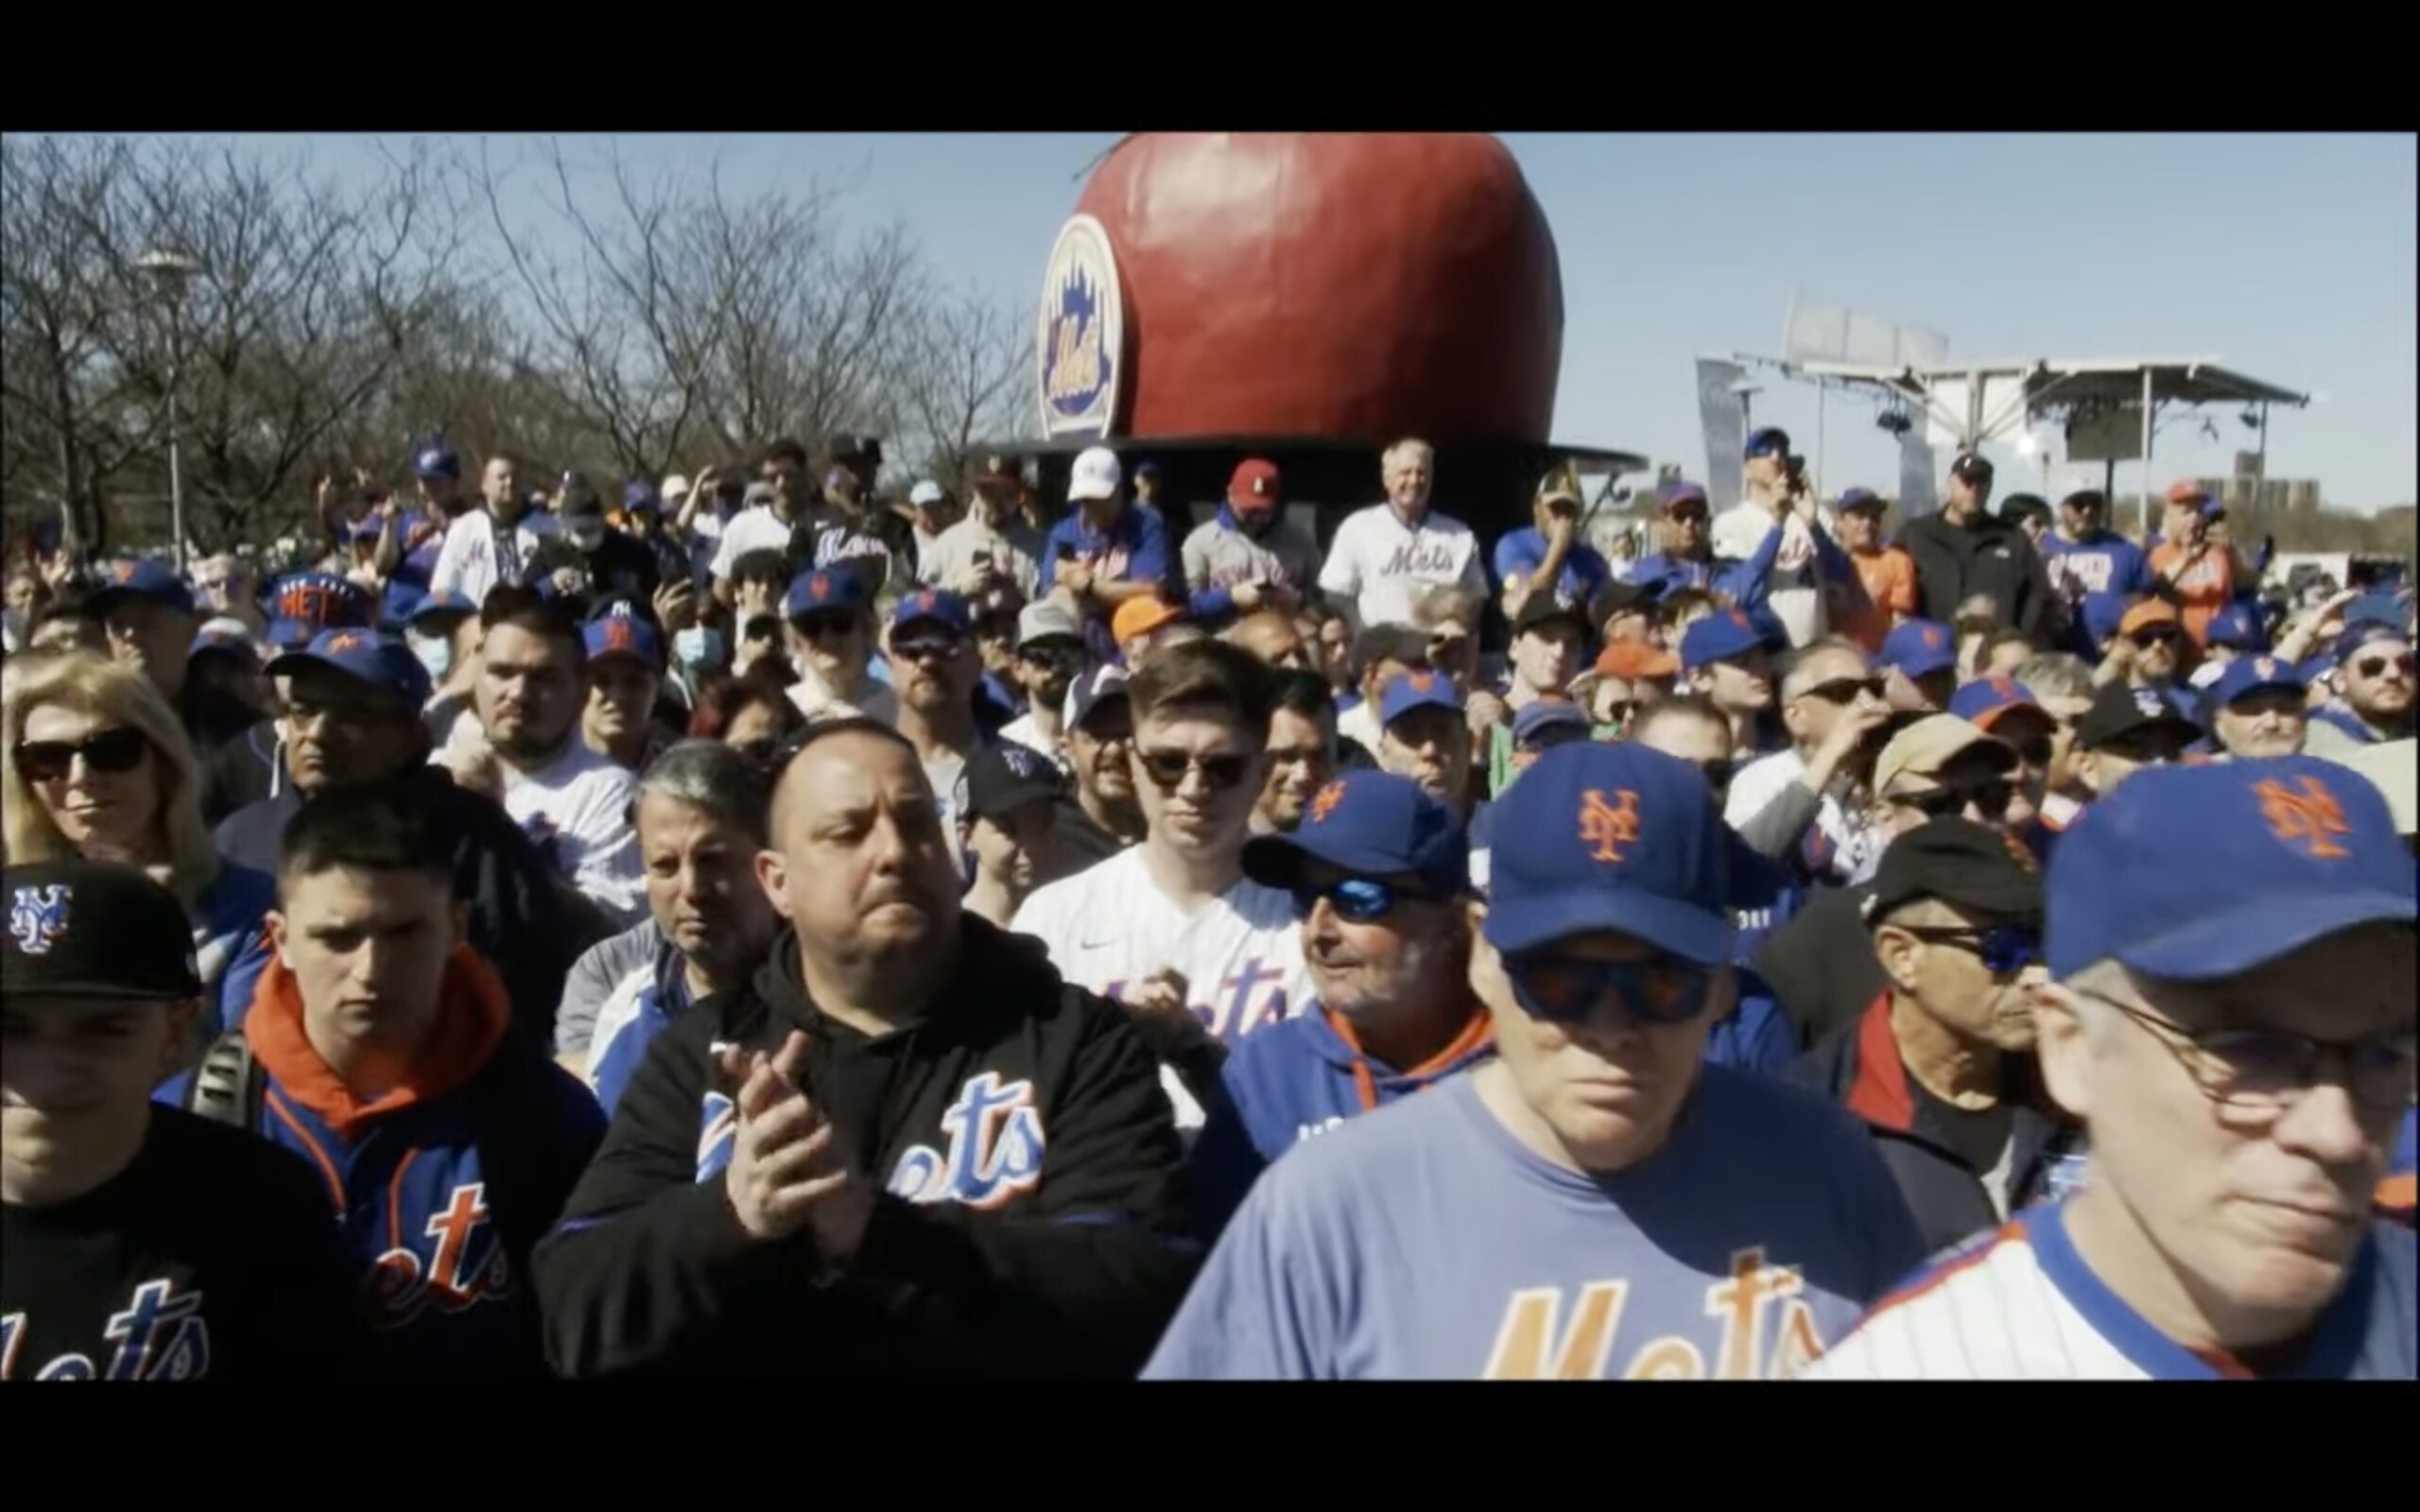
914,592,937,612
1309,781,1346,824
1579,787,1641,864
1922,625,1944,648
2256,657,2278,679
602,619,633,649
2256,776,2351,860
112,560,139,583
810,573,831,597
324,632,364,654
1408,672,1435,695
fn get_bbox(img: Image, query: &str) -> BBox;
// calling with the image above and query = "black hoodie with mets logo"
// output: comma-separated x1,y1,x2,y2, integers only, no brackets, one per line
531,914,1199,1379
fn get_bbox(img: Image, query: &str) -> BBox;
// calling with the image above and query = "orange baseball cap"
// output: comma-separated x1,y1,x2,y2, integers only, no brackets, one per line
1113,594,1184,644
2118,599,2181,638
2165,479,2209,506
1594,641,1680,681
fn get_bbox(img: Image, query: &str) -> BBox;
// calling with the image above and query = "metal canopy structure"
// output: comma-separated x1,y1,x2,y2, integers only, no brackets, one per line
1746,352,2309,531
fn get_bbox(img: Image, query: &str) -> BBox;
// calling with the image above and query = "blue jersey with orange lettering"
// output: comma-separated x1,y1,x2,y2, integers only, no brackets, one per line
1145,1066,1925,1379
1807,1199,2417,1379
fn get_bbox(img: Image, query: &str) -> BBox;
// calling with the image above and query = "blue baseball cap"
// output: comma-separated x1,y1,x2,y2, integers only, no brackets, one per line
412,440,459,481
1379,669,1462,729
2204,601,2268,652
2297,653,2338,687
381,580,427,629
2047,755,2415,981
1481,743,1735,965
261,572,377,652
784,567,871,622
408,590,478,628
265,628,432,709
1949,675,2044,732
1744,427,1790,460
1660,481,1709,514
87,558,195,617
1242,770,1470,900
622,477,661,514
1680,608,1767,672
188,620,257,662
2208,652,2304,709
2334,620,2409,665
2343,593,2409,631
1512,698,1590,747
891,587,973,639
1835,487,1888,513
1882,618,1958,680
583,610,663,669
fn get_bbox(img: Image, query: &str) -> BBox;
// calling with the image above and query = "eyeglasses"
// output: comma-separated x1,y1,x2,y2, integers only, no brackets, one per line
12,726,149,782
1291,876,1442,924
1798,675,1887,705
1895,922,2041,977
1905,779,2014,821
2077,988,2417,1117
793,613,859,643
891,635,963,663
2129,628,2183,649
1134,748,1253,791
1668,506,1709,525
2353,653,2415,680
1502,952,1716,1026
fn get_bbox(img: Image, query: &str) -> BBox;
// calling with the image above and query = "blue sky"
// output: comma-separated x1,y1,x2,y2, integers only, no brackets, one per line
204,132,2417,510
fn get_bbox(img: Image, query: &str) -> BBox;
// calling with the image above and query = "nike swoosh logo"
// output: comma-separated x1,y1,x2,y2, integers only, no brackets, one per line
1079,937,1115,950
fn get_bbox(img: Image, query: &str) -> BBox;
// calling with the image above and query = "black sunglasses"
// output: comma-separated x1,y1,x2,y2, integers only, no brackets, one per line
2353,653,2415,680
1503,953,1716,1026
1290,876,1442,924
792,613,860,642
1799,675,1887,705
1907,779,2014,821
1895,922,2041,976
1134,748,1253,792
1019,643,1084,667
13,727,149,782
891,634,964,662
2129,628,2183,649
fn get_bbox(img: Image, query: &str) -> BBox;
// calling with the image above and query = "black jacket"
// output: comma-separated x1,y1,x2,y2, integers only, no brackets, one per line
199,717,280,827
532,916,1198,1380
214,765,587,1044
1753,882,1885,1051
1898,509,2057,639
1786,994,2082,1255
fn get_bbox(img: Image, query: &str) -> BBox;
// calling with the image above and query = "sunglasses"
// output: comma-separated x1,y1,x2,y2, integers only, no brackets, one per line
2129,628,2182,649
2353,653,2415,680
1668,506,1709,524
1290,876,1441,924
1906,779,2014,821
1134,748,1253,791
1502,952,1716,1026
1019,643,1084,668
13,726,149,782
793,613,860,642
891,635,964,662
1799,675,1887,705
1896,922,2041,977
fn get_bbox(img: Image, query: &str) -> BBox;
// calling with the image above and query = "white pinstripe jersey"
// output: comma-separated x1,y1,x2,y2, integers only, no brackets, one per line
1806,1199,2418,1381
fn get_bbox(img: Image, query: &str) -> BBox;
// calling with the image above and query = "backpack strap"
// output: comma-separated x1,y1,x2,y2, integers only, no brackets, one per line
184,1030,267,1130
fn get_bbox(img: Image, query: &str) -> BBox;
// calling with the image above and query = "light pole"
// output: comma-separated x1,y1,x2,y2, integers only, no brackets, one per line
138,249,202,574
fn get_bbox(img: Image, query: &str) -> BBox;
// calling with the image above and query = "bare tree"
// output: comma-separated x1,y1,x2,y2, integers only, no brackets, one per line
893,284,1036,484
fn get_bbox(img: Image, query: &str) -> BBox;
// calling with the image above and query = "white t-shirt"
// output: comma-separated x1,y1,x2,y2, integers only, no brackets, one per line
786,672,899,729
996,713,1063,768
684,503,731,588
1714,498,1827,649
435,727,644,927
1723,747,1884,885
1317,504,1489,629
428,508,561,608
1010,846,1311,1130
707,506,801,583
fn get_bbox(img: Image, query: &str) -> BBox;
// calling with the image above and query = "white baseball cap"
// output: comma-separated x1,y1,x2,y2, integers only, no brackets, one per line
1068,446,1122,504
660,473,691,504
909,480,946,508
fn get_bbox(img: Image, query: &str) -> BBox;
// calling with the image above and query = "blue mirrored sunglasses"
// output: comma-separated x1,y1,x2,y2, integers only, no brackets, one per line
1291,877,1428,924
1899,923,2041,976
1502,953,1715,1026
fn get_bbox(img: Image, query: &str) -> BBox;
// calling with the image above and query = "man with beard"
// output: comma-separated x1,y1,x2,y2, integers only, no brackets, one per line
1012,642,1312,1132
1786,818,2075,1253
778,568,895,727
564,742,781,1114
214,629,581,1045
1253,671,1337,836
998,598,1086,765
2099,599,2199,724
887,590,986,841
2307,622,2417,756
531,719,1196,1379
1054,665,1145,866
1182,458,1321,632
1192,770,1491,1236
429,455,558,610
436,589,645,931
1810,759,2415,1379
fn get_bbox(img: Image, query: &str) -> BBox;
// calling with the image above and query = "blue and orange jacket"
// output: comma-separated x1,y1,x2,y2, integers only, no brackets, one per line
1191,1004,1495,1239
2378,1108,2416,1226
243,945,606,1380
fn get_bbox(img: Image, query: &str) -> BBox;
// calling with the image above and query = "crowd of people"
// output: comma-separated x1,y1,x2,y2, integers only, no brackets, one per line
3,421,2413,1381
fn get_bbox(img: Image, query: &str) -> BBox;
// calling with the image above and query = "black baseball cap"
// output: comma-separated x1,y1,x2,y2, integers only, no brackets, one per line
1863,817,2044,924
1512,592,1591,641
1950,451,1995,483
4,860,201,1003
967,742,1064,822
2075,681,2203,753
1998,493,2050,525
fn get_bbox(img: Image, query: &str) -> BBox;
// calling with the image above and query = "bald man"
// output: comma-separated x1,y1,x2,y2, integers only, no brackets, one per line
533,720,1195,1379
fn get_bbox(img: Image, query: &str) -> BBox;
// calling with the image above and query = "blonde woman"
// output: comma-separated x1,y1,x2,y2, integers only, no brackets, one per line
4,651,277,1061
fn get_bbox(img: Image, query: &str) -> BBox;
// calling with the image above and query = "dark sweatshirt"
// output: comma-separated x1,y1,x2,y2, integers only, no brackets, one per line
1898,508,2058,640
532,914,1200,1380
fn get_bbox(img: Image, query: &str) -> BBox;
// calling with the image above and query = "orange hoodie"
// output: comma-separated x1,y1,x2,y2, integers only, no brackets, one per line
247,944,511,1143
